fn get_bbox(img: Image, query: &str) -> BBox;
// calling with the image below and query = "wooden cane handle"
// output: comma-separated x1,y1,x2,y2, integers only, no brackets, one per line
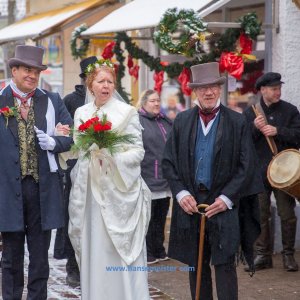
197,204,209,209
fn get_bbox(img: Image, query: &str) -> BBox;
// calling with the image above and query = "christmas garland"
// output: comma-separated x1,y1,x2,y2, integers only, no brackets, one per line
74,11,261,100
70,23,90,60
153,8,207,57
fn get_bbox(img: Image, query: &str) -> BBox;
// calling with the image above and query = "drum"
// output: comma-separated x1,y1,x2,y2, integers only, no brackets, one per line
267,149,300,198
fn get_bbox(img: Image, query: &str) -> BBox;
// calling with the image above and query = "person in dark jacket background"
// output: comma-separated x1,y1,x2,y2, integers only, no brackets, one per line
244,72,300,272
138,89,173,264
54,56,97,287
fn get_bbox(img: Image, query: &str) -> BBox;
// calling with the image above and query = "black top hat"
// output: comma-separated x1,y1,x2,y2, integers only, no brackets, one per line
8,45,47,71
79,56,98,78
255,72,284,90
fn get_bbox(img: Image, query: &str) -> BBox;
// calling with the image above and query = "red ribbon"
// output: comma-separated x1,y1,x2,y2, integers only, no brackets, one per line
239,32,252,55
219,52,244,80
101,41,116,59
128,65,140,81
127,55,134,69
127,55,139,81
153,71,164,94
177,68,192,96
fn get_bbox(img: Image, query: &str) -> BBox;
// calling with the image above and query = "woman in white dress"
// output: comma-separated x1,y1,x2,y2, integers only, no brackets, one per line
68,60,151,300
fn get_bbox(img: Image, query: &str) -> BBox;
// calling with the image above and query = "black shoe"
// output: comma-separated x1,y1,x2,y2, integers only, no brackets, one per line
244,255,273,272
147,256,159,265
66,273,80,288
282,254,298,272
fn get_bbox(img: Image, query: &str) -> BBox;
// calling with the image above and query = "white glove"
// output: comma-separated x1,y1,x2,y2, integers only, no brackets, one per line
34,127,56,151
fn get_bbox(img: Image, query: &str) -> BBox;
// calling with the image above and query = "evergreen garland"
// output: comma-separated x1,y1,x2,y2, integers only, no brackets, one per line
113,12,261,81
153,8,208,57
70,24,90,60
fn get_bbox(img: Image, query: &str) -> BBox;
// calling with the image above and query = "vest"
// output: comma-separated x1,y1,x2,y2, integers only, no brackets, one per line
15,99,39,182
194,114,219,189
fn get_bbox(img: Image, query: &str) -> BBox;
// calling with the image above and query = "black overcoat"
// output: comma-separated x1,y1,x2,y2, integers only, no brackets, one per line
162,105,263,267
0,86,73,231
244,98,300,186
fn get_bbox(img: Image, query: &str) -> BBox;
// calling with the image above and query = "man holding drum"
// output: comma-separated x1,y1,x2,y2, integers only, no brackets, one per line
244,72,300,272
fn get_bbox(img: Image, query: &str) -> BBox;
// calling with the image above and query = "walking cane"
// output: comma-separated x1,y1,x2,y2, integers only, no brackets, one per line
195,204,209,300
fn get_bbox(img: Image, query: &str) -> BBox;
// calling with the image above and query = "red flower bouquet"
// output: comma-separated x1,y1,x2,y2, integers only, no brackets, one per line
0,106,17,127
72,114,135,156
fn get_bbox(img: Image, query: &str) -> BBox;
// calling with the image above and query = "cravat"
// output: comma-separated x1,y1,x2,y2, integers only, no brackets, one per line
199,106,220,127
12,90,35,121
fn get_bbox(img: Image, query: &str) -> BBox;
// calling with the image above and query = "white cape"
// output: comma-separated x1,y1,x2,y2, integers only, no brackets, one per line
69,98,151,266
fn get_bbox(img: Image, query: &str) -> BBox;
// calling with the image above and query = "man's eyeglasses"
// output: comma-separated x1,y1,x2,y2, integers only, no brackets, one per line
196,85,220,93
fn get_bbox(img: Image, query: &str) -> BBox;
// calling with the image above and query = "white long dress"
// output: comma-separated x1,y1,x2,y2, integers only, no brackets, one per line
69,98,151,300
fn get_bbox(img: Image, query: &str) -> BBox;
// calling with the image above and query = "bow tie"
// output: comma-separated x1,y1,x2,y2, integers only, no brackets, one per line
199,106,220,127
12,90,35,105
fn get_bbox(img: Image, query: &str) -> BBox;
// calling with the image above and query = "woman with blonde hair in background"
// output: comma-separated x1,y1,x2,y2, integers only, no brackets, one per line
138,89,173,264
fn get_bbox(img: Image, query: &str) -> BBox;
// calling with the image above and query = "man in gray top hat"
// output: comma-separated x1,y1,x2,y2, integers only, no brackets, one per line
162,62,263,300
0,45,73,299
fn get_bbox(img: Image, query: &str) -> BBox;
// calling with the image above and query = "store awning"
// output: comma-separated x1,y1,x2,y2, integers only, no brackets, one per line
82,0,231,37
0,0,110,44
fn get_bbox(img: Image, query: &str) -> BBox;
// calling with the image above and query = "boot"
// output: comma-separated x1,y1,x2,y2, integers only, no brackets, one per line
281,218,298,272
244,219,273,272
282,254,298,272
244,254,273,271
66,255,80,287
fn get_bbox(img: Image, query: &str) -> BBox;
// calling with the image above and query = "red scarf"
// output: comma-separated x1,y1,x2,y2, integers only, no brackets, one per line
199,106,220,127
12,90,35,105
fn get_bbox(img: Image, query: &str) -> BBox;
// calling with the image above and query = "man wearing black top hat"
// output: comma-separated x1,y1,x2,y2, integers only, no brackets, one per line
0,45,73,299
244,72,300,272
53,56,97,287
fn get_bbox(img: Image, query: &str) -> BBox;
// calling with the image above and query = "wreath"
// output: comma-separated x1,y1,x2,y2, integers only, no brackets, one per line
154,8,207,57
70,23,90,60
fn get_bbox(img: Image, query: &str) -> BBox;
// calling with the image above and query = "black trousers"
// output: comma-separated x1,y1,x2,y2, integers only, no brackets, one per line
189,232,238,300
1,176,51,300
146,197,170,258
54,161,79,276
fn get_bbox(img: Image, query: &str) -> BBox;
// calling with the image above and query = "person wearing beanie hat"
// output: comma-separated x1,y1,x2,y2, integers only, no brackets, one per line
244,72,300,272
53,56,97,287
162,62,263,300
0,45,73,299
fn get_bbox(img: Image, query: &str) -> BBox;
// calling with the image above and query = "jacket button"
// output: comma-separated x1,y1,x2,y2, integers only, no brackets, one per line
16,192,20,197
16,177,20,180
15,160,18,164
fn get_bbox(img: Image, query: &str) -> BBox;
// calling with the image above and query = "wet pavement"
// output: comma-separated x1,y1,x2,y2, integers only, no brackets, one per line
0,231,300,299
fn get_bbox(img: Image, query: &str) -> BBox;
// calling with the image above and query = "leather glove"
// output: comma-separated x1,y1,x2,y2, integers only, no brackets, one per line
34,127,56,151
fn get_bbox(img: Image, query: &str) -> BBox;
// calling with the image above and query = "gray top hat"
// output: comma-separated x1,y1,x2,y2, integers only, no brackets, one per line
188,62,226,88
8,45,47,71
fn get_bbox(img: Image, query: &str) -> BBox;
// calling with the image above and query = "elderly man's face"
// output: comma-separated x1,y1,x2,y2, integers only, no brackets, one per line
194,84,222,111
260,84,281,106
12,65,41,93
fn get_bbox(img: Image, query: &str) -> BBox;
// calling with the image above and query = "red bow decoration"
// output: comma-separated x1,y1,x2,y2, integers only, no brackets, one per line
101,41,116,59
177,68,192,96
153,71,164,94
219,52,244,80
127,55,139,81
239,32,252,54
127,55,134,69
219,32,256,80
114,64,119,75
128,65,140,81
